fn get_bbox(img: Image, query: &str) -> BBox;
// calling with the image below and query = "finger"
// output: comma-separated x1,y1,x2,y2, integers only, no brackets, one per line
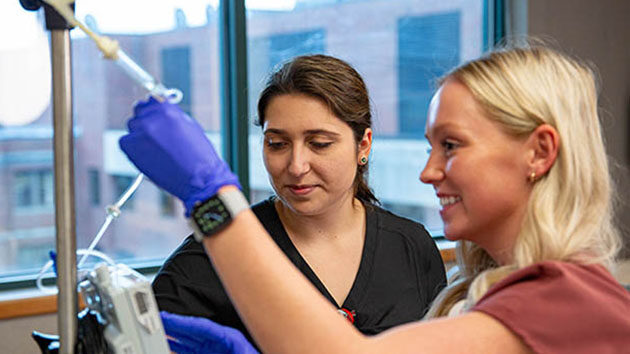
167,337,195,354
160,312,225,341
126,116,142,132
133,96,160,116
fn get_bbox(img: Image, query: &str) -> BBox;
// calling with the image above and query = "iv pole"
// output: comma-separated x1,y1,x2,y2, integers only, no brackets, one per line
19,1,78,353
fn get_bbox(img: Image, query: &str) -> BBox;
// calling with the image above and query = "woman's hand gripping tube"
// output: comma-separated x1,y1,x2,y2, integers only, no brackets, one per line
119,97,241,216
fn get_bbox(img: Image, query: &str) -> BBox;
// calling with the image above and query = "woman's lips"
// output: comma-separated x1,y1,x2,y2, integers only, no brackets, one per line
287,184,315,196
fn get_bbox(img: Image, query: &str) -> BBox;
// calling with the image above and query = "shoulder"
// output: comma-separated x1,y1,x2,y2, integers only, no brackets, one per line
473,261,630,353
478,261,629,302
368,205,436,250
154,234,211,278
368,205,431,238
250,197,277,225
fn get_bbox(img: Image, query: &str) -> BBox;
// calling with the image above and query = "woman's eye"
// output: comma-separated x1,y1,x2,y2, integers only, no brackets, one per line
441,140,458,153
266,140,287,150
310,141,333,149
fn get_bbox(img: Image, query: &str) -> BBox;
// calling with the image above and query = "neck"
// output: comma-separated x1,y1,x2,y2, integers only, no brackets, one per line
275,195,364,241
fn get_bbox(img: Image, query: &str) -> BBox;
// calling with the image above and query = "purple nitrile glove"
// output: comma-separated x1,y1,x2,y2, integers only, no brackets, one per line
160,311,259,354
119,97,241,216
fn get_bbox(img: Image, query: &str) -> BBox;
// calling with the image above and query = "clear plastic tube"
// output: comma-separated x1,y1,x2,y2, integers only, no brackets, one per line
42,0,183,103
36,173,144,294
77,173,144,268
115,49,183,103
36,249,116,295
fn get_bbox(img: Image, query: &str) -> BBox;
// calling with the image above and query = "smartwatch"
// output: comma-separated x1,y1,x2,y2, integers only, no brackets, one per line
189,189,249,242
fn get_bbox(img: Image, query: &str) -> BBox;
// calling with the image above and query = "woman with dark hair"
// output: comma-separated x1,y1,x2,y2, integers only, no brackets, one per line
150,54,446,348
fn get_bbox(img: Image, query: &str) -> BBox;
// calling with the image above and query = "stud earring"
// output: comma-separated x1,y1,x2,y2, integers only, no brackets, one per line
360,156,368,165
528,171,537,183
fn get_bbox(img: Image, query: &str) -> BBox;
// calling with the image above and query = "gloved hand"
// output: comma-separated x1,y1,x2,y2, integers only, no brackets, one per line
119,97,241,216
160,311,259,354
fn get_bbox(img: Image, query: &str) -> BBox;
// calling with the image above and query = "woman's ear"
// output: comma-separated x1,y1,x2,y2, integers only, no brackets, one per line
526,124,559,178
358,128,373,163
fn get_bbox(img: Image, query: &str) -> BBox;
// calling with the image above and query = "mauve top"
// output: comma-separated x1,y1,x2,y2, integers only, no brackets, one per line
472,260,630,354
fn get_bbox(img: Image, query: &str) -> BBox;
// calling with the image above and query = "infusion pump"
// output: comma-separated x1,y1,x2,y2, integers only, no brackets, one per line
79,263,170,354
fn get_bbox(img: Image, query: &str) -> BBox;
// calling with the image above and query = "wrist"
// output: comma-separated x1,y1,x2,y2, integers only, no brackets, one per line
188,188,249,242
217,184,240,195
183,181,242,217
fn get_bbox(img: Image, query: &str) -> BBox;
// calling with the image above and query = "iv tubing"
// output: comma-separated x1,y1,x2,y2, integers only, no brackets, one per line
37,249,116,295
42,0,182,103
77,173,144,268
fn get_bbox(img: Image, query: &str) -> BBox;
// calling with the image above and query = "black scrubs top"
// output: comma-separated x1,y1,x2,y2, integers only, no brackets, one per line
153,197,446,346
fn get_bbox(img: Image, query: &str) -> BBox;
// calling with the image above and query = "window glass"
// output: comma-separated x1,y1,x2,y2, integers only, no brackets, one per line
0,0,221,281
246,0,485,235
13,169,54,210
112,175,136,209
0,0,485,285
88,168,101,206
160,191,176,217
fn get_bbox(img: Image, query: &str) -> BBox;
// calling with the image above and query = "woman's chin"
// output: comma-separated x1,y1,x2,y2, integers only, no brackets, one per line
442,228,462,242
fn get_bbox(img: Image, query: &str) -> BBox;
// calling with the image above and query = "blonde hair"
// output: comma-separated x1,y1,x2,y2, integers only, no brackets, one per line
425,44,621,319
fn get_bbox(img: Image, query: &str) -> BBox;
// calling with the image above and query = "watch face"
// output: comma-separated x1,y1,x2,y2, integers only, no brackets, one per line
192,197,232,235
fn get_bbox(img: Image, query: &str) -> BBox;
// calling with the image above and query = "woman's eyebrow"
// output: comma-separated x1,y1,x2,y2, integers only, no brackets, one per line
304,129,341,137
263,128,286,136
263,128,341,138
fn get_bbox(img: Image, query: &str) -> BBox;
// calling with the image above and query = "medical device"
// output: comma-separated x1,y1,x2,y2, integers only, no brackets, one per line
79,263,170,354
33,261,171,354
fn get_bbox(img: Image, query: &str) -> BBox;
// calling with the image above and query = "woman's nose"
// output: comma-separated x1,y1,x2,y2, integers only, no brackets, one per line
287,147,310,177
419,154,444,185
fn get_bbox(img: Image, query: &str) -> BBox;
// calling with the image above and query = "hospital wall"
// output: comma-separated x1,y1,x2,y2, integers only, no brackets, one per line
0,1,628,353
526,0,630,258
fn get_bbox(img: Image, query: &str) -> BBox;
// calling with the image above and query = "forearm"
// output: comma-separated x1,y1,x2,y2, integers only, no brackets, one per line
201,208,367,354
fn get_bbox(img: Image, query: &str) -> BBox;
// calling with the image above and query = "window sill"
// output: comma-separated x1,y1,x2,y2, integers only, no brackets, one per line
0,245,457,320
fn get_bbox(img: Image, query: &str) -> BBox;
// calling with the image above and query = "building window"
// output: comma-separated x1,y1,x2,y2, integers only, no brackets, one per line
161,46,192,115
268,29,326,70
398,12,461,137
89,169,101,206
248,29,325,122
160,191,176,216
112,175,135,210
13,169,54,210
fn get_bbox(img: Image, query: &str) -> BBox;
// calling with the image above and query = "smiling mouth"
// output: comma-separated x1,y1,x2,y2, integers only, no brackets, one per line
439,196,461,207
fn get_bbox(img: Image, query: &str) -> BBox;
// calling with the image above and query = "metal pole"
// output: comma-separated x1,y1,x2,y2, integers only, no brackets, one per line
51,29,77,354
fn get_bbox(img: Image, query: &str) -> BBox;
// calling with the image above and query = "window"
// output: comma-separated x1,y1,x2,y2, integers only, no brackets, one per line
161,46,192,115
247,29,325,126
160,191,176,217
13,169,54,211
1,0,488,289
111,175,136,210
88,168,101,206
398,12,461,137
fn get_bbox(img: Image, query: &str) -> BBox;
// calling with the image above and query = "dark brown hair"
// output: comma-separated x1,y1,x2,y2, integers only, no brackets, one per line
257,54,378,205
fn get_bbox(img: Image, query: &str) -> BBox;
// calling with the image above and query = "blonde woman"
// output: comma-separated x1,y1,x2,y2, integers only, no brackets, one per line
120,45,630,353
